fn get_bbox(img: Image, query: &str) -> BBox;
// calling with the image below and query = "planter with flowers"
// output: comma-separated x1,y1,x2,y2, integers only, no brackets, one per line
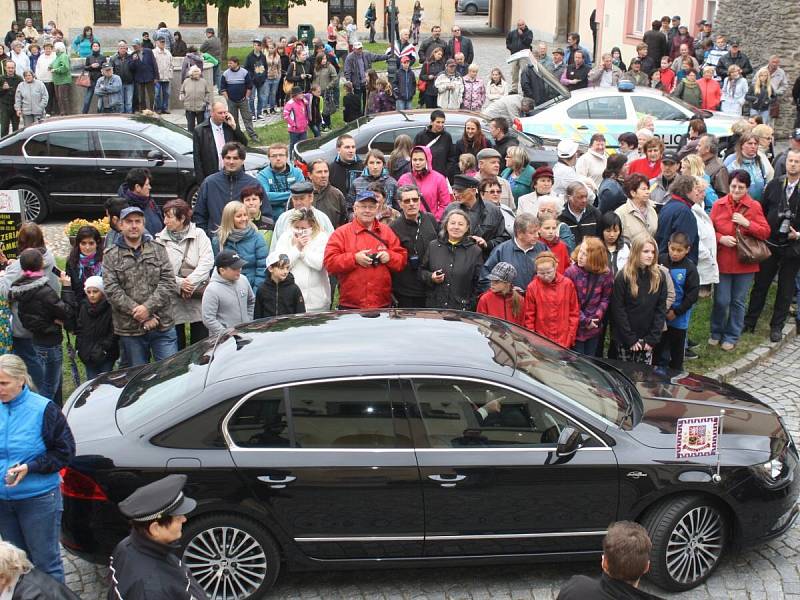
64,218,111,246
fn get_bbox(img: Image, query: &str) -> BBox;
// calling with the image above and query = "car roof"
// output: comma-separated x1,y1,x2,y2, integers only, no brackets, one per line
11,114,169,136
205,310,527,384
568,86,679,100
355,110,495,129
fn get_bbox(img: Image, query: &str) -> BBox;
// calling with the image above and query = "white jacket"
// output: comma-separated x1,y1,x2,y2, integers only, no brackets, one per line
435,72,464,110
691,203,719,285
274,229,331,312
155,224,215,325
153,46,173,81
35,51,55,82
575,149,607,190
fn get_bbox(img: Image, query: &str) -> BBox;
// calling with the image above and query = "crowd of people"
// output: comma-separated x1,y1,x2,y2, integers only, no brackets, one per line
0,12,799,595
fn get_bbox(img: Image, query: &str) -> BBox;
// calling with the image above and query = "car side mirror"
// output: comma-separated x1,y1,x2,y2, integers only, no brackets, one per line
555,427,582,457
147,149,164,165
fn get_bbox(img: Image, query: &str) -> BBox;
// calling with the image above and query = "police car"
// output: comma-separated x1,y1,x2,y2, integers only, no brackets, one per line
508,50,740,151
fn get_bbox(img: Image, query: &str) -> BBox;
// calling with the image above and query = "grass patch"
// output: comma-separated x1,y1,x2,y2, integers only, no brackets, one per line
226,42,388,63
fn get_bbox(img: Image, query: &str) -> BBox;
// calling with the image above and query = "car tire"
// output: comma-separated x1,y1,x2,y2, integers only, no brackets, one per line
186,185,199,209
11,183,48,223
641,494,729,592
465,3,477,15
181,513,281,600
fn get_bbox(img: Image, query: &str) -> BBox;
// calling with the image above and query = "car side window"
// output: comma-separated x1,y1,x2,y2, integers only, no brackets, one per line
44,131,95,158
370,128,424,155
97,131,160,160
566,100,590,119
227,380,408,449
412,379,575,448
631,96,686,121
586,96,627,120
24,134,48,157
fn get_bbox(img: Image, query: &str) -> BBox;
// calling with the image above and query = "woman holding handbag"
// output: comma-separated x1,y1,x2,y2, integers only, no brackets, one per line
156,199,214,349
419,46,445,108
709,169,770,351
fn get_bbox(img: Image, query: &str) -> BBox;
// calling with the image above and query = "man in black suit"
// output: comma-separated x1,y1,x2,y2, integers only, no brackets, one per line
446,25,474,65
192,100,248,183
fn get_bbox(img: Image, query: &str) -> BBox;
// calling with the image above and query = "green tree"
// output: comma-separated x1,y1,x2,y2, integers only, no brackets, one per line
165,0,315,59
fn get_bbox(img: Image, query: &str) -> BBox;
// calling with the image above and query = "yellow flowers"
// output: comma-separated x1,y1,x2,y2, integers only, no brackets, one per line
64,217,111,237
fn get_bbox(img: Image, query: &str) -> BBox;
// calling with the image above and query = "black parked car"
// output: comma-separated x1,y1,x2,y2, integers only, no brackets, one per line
61,311,799,600
293,110,557,174
0,115,268,222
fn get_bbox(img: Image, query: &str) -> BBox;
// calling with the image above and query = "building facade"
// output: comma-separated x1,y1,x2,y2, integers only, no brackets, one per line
2,0,453,47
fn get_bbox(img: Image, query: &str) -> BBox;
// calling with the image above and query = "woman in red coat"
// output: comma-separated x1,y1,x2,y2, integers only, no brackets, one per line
523,251,579,347
628,137,664,180
476,261,524,326
709,169,770,351
698,66,722,111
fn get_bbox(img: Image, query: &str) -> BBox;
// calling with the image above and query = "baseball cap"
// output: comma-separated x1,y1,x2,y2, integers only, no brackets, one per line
557,139,579,158
353,41,363,49
552,47,564,56
792,128,800,141
215,250,246,269
354,190,379,203
662,151,679,164
101,62,113,70
487,262,517,284
291,86,304,97
730,40,740,47
132,38,141,46
400,55,411,63
119,206,144,220
672,15,681,20
266,252,290,268
252,38,262,43
697,19,708,25
476,148,502,161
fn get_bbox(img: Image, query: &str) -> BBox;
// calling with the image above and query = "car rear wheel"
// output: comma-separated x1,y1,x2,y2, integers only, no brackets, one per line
641,495,729,592
465,3,477,14
11,184,48,223
186,185,199,209
182,513,280,600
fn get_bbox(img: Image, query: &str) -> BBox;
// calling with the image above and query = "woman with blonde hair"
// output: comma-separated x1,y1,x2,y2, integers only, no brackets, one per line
721,64,748,116
0,540,78,598
747,67,776,124
609,235,667,363
501,145,535,202
681,153,718,212
273,207,331,311
211,201,267,290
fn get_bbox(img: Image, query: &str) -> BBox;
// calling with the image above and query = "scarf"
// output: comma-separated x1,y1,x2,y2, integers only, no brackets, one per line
79,252,101,281
166,225,190,244
226,227,250,244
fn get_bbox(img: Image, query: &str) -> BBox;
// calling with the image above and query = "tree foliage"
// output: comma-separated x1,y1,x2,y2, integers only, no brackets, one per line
165,0,319,59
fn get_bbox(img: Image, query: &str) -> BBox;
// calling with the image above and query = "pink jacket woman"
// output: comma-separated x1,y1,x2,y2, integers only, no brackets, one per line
397,145,451,221
283,94,309,134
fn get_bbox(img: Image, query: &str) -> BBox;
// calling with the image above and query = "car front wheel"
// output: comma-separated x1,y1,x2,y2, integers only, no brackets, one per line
641,495,729,592
181,513,281,600
11,184,48,223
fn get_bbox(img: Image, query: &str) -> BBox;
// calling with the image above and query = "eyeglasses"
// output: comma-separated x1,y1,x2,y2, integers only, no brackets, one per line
400,197,420,204
483,188,502,195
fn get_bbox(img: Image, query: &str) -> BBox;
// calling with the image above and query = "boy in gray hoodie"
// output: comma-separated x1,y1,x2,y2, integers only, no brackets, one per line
201,250,255,336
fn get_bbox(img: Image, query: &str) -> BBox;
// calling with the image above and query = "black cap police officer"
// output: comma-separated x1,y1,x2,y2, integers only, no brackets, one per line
107,474,206,600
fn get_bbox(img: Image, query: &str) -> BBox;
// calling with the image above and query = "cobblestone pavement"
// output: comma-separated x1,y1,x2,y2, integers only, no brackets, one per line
62,336,800,599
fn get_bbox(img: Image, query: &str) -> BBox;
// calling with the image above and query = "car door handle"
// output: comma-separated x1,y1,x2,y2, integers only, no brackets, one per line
576,125,589,130
257,475,296,489
33,166,49,172
100,168,116,174
428,474,466,488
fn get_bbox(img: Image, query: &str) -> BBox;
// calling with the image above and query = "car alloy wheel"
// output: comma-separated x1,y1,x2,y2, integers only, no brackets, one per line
12,184,47,223
665,505,725,585
182,515,279,600
642,495,728,591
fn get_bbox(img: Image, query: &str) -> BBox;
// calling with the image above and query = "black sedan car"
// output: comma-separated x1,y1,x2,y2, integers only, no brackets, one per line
61,311,799,600
293,109,557,174
0,115,268,222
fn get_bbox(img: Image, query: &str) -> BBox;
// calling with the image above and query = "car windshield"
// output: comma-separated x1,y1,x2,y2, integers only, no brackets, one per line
115,336,216,432
140,121,194,155
511,328,628,427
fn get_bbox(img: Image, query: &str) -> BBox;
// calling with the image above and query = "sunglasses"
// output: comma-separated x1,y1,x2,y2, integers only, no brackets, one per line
401,197,420,204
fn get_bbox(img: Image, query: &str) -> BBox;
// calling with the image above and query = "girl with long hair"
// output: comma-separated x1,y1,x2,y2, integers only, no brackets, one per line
454,117,489,159
486,68,507,105
64,225,103,304
388,134,414,180
212,201,267,290
610,235,667,363
564,237,614,355
476,262,524,326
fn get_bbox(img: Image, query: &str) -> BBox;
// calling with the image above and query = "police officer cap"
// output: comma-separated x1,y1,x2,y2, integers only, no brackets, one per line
452,174,480,191
118,474,197,522
290,181,314,195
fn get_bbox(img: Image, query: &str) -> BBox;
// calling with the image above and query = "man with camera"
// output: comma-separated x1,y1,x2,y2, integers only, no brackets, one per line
324,190,407,309
744,148,800,341
390,185,440,308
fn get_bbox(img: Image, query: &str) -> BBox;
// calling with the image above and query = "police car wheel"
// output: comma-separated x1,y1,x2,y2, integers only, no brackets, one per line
641,495,729,592
182,513,280,600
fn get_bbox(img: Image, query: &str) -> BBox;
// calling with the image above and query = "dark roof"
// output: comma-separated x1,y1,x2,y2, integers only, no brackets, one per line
14,114,169,134
205,310,524,384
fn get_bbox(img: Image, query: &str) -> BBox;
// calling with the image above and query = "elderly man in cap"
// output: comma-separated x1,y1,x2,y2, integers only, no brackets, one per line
476,148,515,210
193,141,268,235
103,206,178,365
110,41,135,113
443,174,509,258
324,190,407,309
270,180,334,252
552,139,596,203
649,150,681,208
107,474,206,600
716,39,753,80
130,37,157,111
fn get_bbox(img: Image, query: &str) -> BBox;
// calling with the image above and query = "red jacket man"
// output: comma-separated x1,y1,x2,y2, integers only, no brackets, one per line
523,252,579,348
324,191,407,309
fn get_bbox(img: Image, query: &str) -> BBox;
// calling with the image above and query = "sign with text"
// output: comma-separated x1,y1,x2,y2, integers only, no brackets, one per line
0,190,22,260
676,416,720,459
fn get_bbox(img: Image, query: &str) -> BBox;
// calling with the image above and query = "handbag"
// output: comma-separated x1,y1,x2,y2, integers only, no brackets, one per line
417,64,428,93
76,71,92,88
178,243,209,298
282,77,294,95
735,226,771,264
769,101,780,119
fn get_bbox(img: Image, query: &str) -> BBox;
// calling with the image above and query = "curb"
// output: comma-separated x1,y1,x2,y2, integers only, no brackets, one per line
706,322,797,383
